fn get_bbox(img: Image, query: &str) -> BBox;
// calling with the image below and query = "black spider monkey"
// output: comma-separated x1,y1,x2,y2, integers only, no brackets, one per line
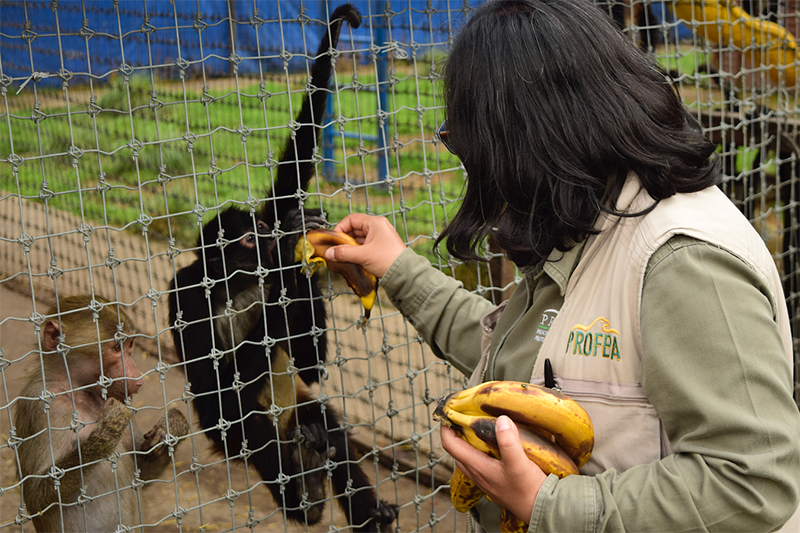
167,5,397,531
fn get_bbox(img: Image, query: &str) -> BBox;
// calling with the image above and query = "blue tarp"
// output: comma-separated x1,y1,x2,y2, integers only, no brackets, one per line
0,0,468,87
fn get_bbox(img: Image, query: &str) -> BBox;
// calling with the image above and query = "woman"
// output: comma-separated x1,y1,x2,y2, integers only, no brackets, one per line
326,0,800,531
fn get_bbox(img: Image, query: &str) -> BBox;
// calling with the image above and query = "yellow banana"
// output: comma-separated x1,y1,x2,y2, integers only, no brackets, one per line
499,507,528,533
294,228,378,327
441,381,594,469
516,422,579,478
433,406,580,478
671,0,798,87
433,407,497,457
449,466,484,513
435,404,579,531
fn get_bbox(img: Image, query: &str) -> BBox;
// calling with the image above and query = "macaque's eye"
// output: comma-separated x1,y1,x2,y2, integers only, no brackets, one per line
256,221,268,233
111,339,134,356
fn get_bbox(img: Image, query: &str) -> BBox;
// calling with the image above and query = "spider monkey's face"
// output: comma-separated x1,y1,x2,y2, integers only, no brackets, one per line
239,219,270,251
199,208,279,281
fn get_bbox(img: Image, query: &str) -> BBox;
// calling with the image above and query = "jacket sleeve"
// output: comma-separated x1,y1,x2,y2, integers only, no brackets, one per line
379,248,497,378
528,237,800,532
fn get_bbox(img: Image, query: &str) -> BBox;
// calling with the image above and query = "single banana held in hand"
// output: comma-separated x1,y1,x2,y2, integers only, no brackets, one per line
295,228,378,327
449,466,483,513
434,381,594,533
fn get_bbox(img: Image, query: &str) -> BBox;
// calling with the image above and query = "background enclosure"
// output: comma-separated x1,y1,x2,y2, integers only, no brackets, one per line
2,1,800,531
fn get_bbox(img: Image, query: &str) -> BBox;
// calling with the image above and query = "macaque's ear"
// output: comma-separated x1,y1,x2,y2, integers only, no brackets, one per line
43,320,61,352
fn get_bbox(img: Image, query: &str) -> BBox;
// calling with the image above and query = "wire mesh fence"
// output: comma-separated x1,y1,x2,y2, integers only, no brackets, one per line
1,0,799,532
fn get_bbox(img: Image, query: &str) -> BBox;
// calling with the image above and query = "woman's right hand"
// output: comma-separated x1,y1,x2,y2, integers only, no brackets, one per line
327,214,406,279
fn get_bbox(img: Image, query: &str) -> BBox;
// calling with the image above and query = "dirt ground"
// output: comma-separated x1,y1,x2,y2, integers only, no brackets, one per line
0,284,465,533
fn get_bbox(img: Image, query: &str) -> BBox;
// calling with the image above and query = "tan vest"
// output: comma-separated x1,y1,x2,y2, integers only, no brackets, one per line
468,175,797,530
527,176,797,531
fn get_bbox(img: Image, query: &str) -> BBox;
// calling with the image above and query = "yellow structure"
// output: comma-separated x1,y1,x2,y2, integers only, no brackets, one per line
671,0,798,87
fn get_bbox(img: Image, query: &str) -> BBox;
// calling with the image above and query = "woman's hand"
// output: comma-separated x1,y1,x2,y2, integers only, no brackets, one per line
440,415,547,524
327,214,406,279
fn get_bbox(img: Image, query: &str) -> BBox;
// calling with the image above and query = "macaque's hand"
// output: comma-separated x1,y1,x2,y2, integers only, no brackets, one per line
142,408,189,452
328,214,406,279
97,397,133,437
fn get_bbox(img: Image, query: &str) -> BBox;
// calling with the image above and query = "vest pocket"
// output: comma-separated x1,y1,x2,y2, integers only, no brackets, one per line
575,397,662,476
531,376,663,476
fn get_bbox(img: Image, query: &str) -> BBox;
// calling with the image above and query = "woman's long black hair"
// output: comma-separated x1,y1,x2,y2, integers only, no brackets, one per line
436,0,721,267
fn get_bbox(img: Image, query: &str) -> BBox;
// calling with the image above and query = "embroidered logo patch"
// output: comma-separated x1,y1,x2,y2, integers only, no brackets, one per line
565,317,621,360
535,308,559,343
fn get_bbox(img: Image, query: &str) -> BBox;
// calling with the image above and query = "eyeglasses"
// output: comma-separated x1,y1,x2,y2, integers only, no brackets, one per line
436,119,455,155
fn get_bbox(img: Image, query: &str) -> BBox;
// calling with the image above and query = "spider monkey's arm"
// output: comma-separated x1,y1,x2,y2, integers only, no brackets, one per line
271,4,363,219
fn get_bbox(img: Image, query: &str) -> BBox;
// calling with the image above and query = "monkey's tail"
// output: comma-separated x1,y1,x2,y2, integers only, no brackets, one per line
325,423,399,532
272,4,362,205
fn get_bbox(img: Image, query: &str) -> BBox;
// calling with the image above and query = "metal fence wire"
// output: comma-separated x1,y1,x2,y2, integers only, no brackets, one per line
1,0,799,532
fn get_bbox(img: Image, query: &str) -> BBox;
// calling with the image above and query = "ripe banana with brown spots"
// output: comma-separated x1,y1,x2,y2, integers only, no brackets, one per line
499,507,528,533
449,466,483,513
294,228,378,327
434,381,593,533
433,407,580,478
441,411,580,521
442,380,594,468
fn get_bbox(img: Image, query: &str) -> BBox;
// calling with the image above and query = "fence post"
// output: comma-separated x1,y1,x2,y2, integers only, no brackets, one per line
323,0,389,183
375,0,389,182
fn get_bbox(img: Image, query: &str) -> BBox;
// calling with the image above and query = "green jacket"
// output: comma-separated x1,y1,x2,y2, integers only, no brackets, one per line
380,233,800,532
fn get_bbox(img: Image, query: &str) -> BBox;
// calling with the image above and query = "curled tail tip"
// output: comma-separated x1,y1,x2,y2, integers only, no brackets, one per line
330,4,362,29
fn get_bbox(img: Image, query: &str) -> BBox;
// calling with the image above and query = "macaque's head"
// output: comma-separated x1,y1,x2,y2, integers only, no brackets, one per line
41,295,143,399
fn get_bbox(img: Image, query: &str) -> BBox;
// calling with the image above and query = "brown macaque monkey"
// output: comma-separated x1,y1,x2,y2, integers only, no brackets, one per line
12,295,189,533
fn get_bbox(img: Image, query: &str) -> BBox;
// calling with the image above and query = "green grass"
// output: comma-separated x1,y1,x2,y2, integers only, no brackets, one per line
655,48,711,77
2,71,462,248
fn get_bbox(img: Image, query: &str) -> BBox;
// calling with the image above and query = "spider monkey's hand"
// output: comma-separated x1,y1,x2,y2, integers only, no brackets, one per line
293,422,337,467
280,207,326,261
283,207,327,234
369,502,400,532
291,422,332,509
277,207,327,270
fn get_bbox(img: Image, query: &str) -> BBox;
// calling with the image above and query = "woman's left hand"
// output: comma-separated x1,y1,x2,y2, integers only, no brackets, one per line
440,415,548,524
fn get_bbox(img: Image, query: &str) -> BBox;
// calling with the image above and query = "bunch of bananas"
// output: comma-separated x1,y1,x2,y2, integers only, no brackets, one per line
295,229,378,328
433,381,594,533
